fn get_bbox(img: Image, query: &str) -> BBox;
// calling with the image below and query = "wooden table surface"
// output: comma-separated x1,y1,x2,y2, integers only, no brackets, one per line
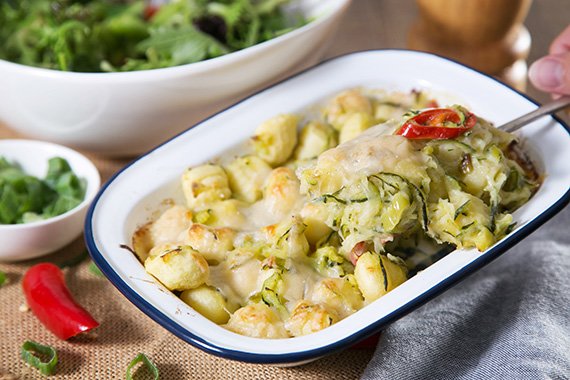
0,1,568,379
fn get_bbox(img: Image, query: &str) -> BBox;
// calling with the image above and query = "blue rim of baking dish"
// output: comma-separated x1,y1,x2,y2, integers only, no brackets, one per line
85,49,570,364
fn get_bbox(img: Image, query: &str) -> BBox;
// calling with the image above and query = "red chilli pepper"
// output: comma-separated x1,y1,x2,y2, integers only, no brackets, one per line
22,263,99,340
143,4,159,20
396,107,477,140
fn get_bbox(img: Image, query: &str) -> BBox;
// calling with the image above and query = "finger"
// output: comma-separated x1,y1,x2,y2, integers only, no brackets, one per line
528,53,570,95
550,25,570,55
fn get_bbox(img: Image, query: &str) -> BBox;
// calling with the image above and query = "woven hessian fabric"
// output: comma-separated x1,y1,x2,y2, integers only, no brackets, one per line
0,125,373,380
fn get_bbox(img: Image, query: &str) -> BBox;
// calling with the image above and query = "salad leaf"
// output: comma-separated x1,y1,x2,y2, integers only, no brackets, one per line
136,25,229,66
0,157,86,224
0,0,306,72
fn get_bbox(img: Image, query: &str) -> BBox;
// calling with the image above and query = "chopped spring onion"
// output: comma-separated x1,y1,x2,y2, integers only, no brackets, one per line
58,250,89,269
88,262,104,278
126,353,159,380
20,340,58,376
261,273,288,318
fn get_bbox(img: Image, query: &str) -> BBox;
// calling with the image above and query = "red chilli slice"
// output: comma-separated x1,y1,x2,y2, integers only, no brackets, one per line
396,108,477,140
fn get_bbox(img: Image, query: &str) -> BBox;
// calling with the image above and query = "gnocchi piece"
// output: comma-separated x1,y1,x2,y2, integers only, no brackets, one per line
179,223,236,263
299,202,335,246
225,155,272,203
428,188,495,251
310,276,363,319
182,164,231,210
193,199,246,230
374,103,402,123
353,252,407,303
252,114,299,166
225,303,289,338
262,216,309,260
285,301,338,337
180,285,237,324
132,205,193,262
212,249,274,301
372,90,437,122
294,121,338,161
264,167,301,217
131,222,153,263
145,244,209,291
324,89,373,130
151,205,193,245
339,112,373,143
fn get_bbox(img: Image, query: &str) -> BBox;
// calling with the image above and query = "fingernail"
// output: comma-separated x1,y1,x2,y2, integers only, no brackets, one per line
529,58,564,89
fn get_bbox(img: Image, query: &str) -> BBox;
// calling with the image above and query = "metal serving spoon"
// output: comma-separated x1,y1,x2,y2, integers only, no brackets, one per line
499,96,570,132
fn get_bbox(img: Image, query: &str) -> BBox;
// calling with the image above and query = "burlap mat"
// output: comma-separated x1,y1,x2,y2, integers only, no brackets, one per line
0,125,373,379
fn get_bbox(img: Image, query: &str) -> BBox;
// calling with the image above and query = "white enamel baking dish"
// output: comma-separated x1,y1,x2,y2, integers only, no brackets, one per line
86,50,570,365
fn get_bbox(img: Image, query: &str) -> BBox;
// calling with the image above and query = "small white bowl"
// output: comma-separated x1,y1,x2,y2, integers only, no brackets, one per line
0,0,351,157
0,139,100,261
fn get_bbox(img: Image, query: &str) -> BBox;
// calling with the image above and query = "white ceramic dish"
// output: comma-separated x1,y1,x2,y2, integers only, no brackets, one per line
0,139,100,261
0,0,351,157
86,50,570,364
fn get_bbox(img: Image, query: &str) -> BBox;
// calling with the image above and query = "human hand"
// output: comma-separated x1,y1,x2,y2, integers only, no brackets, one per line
529,25,570,96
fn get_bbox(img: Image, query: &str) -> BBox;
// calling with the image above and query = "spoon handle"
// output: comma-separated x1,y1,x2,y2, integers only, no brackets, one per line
499,96,570,133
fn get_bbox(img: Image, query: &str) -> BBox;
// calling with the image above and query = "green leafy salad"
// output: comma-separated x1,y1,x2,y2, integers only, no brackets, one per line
0,157,86,224
0,0,306,72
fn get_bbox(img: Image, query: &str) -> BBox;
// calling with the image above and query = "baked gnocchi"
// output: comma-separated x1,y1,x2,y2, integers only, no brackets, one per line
133,88,539,338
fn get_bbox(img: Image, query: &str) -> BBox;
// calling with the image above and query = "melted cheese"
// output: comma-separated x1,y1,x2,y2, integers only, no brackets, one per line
138,88,537,339
303,122,429,194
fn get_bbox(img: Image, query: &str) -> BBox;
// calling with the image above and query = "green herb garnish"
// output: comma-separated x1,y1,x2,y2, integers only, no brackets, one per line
58,250,90,269
0,157,86,224
88,262,104,277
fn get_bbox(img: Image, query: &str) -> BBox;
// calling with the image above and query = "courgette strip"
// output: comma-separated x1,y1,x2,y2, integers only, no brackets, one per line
378,255,388,292
454,200,470,220
369,173,428,231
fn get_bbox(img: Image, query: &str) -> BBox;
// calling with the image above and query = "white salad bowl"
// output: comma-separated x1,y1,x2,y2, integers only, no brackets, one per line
86,50,570,365
0,139,100,261
0,0,351,157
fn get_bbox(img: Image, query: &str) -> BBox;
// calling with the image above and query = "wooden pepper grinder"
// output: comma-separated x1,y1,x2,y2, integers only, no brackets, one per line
408,0,532,91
